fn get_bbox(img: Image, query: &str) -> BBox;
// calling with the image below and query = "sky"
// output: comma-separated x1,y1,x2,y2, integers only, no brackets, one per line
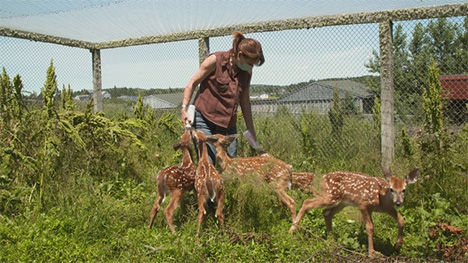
1,24,380,93
1,1,465,93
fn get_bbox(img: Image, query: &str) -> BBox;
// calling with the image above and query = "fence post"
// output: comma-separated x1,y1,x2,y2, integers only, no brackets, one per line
91,49,103,112
379,20,394,168
198,37,210,65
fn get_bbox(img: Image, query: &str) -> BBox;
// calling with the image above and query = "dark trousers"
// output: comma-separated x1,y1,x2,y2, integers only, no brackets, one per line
193,110,237,164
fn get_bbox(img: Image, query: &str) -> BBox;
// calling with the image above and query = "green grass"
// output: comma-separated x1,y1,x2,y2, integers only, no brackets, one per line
2,167,467,262
1,95,468,262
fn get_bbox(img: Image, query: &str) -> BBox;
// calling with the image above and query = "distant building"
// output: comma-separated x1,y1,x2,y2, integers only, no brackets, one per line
440,74,468,100
250,92,269,100
251,80,374,115
440,74,468,124
74,94,91,101
102,91,111,99
142,92,185,110
88,90,111,99
117,95,138,101
143,95,177,110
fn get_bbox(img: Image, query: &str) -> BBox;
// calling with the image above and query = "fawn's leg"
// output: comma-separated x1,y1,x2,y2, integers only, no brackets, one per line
164,189,183,234
277,188,296,221
196,194,206,237
323,203,345,233
275,177,296,221
289,196,327,233
361,208,375,258
387,207,405,251
215,189,225,230
148,192,164,228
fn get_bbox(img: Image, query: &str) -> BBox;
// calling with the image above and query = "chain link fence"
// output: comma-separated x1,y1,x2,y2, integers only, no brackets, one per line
1,13,466,171
392,17,468,126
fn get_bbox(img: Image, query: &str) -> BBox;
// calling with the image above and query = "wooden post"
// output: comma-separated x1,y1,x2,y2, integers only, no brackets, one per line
379,20,394,168
91,49,103,112
198,37,210,65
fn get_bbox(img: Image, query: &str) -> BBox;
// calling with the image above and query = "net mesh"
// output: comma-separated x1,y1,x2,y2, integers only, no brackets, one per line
1,0,465,42
1,2,467,168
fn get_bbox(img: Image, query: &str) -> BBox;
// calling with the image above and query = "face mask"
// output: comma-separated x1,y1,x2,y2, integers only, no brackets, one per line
237,63,252,71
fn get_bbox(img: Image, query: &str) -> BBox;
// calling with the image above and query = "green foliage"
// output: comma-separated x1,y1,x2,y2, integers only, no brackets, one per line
342,91,358,115
134,93,145,120
295,109,320,166
402,193,468,260
61,84,75,111
222,172,284,231
1,62,468,262
145,105,155,126
416,60,462,181
1,67,24,125
401,126,415,158
422,59,443,139
372,96,381,140
42,60,58,120
0,63,152,211
366,18,467,121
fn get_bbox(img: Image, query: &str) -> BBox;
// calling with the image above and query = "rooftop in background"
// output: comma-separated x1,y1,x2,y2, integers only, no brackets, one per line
440,75,468,100
279,80,373,103
1,0,466,43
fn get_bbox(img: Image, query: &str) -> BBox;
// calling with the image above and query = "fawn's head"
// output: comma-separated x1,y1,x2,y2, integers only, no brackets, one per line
190,129,205,144
173,129,192,149
173,129,193,155
211,134,238,150
190,129,220,148
382,166,420,206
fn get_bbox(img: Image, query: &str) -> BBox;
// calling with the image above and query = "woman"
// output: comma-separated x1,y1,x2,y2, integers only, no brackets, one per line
181,31,265,164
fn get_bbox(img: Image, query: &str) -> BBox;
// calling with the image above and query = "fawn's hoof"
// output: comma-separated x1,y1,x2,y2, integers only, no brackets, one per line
395,243,402,252
288,225,297,234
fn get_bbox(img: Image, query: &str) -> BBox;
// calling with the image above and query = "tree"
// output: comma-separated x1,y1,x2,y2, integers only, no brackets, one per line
424,18,461,75
134,94,145,120
61,84,75,111
365,18,467,120
342,91,358,115
42,60,58,119
392,25,411,95
423,58,443,138
408,22,430,96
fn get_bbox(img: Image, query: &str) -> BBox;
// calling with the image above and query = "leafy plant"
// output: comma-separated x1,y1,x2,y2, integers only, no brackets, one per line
422,58,443,145
401,126,415,158
1,59,468,262
372,96,381,140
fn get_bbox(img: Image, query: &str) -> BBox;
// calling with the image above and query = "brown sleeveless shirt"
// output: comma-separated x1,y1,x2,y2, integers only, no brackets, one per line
194,50,252,129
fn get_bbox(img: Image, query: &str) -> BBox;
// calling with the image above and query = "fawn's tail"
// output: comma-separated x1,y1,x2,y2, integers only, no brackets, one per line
156,172,167,203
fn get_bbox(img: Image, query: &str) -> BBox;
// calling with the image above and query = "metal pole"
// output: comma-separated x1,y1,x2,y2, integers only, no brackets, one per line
379,20,394,168
91,49,103,112
198,37,210,65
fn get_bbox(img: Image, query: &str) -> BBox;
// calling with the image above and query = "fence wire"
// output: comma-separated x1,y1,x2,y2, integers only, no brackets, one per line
1,15,466,171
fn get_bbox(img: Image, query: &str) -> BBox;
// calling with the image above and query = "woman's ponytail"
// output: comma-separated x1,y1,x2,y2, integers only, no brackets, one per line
230,31,265,66
232,31,245,55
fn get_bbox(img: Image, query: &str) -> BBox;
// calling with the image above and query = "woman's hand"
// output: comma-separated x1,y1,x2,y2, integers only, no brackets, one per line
181,107,190,126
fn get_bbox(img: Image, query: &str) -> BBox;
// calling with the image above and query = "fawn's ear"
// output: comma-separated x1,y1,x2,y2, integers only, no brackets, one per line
381,165,393,180
173,143,181,151
207,135,219,143
190,130,201,141
405,168,419,184
227,134,239,141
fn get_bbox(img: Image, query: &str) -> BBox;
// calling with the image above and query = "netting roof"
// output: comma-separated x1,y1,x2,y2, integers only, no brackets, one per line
1,0,466,43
